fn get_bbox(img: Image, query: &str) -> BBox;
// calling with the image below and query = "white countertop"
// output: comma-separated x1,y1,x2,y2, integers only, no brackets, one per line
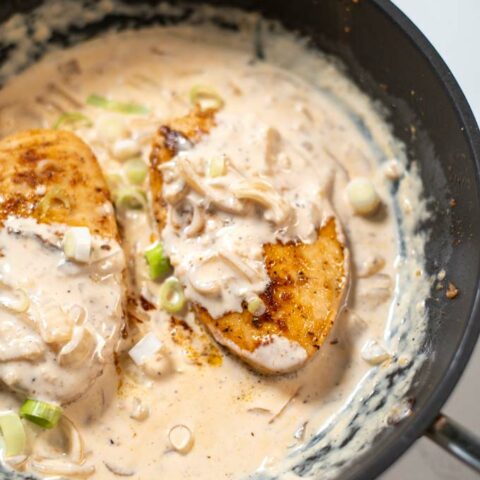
383,1,480,479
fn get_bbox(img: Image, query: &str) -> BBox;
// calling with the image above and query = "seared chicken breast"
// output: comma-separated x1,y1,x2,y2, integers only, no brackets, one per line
0,129,125,403
0,129,117,235
150,109,348,374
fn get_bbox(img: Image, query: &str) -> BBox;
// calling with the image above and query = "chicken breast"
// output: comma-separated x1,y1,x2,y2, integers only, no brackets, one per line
150,109,348,374
0,129,125,403
0,129,117,235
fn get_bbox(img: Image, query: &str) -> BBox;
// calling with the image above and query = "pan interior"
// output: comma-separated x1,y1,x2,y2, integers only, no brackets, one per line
0,1,478,480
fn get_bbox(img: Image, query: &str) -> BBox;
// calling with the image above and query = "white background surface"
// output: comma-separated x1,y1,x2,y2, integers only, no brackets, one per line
383,1,480,479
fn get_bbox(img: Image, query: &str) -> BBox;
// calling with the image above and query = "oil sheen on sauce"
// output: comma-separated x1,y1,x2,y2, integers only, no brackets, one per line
0,5,430,480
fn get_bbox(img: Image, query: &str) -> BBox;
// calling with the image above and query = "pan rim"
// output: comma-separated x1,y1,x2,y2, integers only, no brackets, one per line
342,1,480,479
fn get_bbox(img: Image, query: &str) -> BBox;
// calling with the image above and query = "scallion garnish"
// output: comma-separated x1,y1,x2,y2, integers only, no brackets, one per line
36,186,71,221
63,226,92,263
208,156,226,177
86,94,150,115
19,399,62,429
53,112,92,130
247,296,266,316
0,412,26,457
144,242,170,280
168,424,194,453
114,186,147,210
189,85,224,111
125,159,148,185
128,332,163,366
159,277,185,313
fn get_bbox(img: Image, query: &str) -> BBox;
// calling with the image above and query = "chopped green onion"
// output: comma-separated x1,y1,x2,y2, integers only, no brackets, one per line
0,412,26,457
125,159,148,185
144,242,170,280
86,94,150,115
189,85,224,111
208,156,226,178
128,332,163,366
114,186,147,210
19,399,62,429
63,226,92,263
168,424,194,453
247,296,266,316
53,112,92,130
159,277,185,313
346,177,380,216
36,186,71,221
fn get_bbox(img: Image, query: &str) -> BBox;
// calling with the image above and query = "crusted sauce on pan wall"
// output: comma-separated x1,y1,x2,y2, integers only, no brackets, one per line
0,2,431,479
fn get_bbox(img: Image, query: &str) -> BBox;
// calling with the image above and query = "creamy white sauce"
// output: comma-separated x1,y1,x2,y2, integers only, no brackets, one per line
0,2,431,480
161,109,337,318
0,217,125,404
228,334,309,373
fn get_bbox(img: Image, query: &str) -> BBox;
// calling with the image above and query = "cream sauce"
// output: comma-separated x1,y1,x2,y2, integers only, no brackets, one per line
0,217,125,404
0,3,431,480
161,114,336,319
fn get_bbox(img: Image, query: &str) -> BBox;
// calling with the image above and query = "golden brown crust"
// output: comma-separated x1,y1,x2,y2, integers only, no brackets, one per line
0,129,117,238
197,219,345,357
149,109,347,370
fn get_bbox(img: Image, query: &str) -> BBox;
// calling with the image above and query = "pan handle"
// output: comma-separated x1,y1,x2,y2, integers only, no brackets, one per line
426,413,480,473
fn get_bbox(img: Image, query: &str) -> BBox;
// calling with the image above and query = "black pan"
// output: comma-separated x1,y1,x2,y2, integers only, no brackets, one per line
0,1,479,479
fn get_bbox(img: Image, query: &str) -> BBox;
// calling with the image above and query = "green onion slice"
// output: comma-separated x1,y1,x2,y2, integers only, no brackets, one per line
53,112,92,130
0,412,26,457
36,186,71,221
159,277,185,313
19,399,62,429
208,156,226,178
145,242,170,280
247,296,266,316
125,159,148,185
189,85,224,112
86,94,150,115
114,186,147,210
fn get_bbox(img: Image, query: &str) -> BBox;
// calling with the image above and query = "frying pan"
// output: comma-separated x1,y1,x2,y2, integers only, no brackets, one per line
0,0,479,478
